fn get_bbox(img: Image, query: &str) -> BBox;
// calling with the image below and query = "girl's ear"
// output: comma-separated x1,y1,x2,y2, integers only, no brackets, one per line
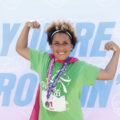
50,45,53,50
71,44,73,51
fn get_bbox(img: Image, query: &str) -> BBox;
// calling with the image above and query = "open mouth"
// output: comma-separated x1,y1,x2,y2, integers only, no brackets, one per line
58,52,65,55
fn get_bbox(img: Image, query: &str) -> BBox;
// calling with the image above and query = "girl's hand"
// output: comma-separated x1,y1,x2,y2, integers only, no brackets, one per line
26,21,40,29
97,41,120,80
105,41,120,53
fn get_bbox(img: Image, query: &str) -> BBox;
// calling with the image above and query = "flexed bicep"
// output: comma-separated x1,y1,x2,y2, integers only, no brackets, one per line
16,21,40,60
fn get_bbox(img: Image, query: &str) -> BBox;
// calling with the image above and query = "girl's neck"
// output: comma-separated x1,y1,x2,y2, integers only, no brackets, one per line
49,53,79,64
55,59,66,64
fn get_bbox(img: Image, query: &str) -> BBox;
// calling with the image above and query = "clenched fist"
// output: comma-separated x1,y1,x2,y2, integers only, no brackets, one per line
104,41,120,53
26,21,40,29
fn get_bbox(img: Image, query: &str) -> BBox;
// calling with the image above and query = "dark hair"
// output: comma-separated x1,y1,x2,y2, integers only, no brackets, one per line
45,20,78,48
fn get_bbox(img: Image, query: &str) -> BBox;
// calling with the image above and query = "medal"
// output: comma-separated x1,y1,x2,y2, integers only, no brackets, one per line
45,101,50,108
46,57,70,100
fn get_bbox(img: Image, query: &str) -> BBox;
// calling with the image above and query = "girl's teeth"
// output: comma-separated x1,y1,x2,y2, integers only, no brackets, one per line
59,53,64,55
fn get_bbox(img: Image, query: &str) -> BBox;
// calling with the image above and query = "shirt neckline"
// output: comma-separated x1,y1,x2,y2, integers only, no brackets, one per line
49,54,79,64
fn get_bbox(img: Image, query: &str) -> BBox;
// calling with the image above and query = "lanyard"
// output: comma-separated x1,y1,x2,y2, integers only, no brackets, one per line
46,57,70,99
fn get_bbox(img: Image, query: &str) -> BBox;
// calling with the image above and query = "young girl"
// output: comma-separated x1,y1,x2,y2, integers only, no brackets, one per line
16,21,120,120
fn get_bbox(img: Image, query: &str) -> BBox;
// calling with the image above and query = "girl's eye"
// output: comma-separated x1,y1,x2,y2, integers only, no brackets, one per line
54,43,59,46
63,42,69,46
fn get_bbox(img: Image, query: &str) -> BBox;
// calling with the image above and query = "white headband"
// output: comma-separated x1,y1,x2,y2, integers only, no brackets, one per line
51,30,72,39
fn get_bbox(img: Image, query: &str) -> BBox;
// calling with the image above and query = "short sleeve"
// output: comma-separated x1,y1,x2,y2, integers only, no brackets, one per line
29,48,49,72
82,62,100,86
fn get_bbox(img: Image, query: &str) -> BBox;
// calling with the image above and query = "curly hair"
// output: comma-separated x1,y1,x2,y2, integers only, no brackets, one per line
45,20,78,48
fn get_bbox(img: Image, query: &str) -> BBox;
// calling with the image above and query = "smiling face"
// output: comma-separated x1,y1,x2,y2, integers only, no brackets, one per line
50,33,73,61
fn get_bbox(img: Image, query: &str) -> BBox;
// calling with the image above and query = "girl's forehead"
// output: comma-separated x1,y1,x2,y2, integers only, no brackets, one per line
52,33,71,43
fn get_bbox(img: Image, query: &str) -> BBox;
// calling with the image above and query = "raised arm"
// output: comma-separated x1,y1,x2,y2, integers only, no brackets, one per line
97,41,120,80
16,21,40,60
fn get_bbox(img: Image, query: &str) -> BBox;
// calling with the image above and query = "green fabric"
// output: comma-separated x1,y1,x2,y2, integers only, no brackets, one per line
29,48,100,120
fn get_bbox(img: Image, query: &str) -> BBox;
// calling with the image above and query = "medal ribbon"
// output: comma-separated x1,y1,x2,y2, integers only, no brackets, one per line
47,57,70,99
